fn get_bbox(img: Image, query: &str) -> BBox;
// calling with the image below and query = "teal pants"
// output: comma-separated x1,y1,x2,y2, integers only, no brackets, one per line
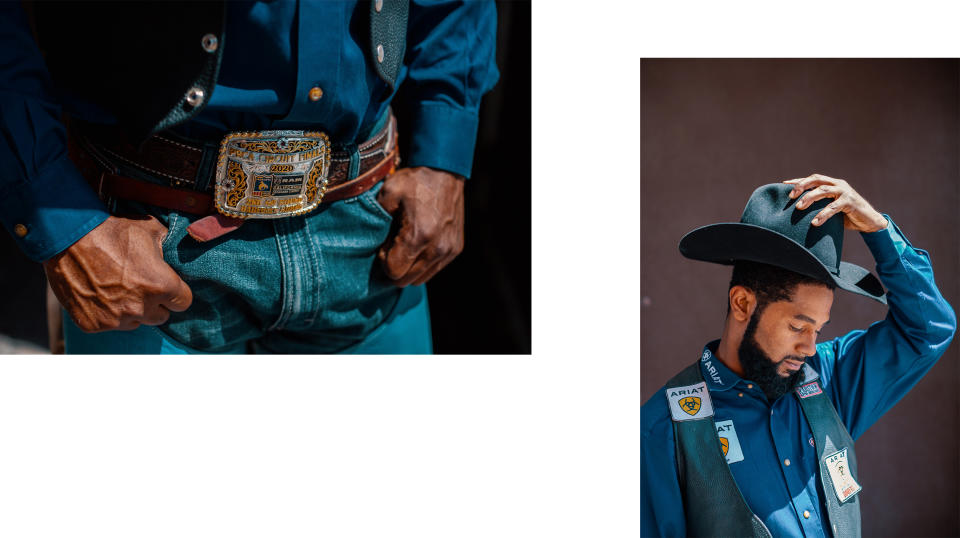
63,283,432,354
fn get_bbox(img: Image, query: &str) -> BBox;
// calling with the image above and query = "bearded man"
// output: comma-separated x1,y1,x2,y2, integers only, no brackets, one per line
641,175,956,537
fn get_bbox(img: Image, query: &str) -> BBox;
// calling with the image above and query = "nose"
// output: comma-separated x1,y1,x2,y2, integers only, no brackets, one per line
796,332,817,357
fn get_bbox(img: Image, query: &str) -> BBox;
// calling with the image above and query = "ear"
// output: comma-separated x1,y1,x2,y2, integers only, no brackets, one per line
729,285,756,323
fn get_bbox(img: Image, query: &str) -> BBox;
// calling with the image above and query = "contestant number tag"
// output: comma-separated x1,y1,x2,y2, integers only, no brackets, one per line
824,448,862,503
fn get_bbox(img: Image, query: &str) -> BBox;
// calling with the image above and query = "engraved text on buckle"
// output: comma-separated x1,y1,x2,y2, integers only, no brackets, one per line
214,130,331,219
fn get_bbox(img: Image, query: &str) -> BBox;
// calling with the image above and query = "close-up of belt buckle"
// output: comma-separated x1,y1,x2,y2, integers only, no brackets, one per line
214,130,331,219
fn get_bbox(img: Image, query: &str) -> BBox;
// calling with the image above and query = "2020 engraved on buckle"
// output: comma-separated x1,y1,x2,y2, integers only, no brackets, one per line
214,130,331,219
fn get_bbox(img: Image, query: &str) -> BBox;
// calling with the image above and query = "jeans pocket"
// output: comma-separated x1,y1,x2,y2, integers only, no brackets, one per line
355,181,394,224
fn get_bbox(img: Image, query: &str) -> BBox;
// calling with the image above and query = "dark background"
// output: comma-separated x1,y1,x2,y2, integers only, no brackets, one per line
0,1,530,355
642,59,959,535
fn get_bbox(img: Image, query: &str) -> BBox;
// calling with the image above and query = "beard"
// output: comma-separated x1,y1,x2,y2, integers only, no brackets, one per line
738,312,807,402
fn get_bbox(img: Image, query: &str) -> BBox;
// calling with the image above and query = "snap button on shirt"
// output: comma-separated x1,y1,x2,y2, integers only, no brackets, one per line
784,459,791,466
201,33,219,53
309,86,324,101
14,223,27,237
185,87,205,107
803,510,811,519
377,44,384,63
375,0,383,12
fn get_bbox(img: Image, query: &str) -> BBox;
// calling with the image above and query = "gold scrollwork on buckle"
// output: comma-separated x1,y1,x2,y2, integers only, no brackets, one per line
214,130,331,219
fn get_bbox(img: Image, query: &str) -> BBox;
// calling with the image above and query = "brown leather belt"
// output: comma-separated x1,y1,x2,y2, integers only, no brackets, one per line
69,114,399,241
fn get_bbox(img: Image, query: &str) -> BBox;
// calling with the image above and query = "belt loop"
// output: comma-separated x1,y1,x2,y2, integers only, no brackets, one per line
194,140,221,192
344,142,361,181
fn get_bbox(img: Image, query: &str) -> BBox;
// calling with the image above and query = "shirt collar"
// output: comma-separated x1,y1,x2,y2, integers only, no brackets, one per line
698,340,743,391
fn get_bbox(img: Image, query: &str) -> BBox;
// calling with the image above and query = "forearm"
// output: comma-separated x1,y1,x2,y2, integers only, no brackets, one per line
823,216,956,438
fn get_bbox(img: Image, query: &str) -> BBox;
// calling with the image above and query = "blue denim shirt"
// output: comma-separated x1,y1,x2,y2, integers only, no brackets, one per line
641,218,956,537
0,0,499,262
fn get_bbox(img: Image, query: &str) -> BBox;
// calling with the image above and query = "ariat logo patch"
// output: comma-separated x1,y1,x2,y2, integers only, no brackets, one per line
666,382,714,421
715,419,744,464
796,381,823,399
678,397,701,415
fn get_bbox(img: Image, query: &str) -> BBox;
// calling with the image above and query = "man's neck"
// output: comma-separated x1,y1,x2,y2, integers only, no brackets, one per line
715,320,745,377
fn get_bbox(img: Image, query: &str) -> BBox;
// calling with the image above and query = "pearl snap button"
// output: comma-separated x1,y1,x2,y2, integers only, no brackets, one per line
14,223,27,237
377,44,384,63
309,86,323,101
185,87,205,107
201,34,218,53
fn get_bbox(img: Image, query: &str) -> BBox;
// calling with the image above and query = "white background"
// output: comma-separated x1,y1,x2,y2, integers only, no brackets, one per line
6,1,960,536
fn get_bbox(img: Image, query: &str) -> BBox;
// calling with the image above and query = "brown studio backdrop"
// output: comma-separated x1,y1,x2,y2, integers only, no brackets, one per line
641,59,959,536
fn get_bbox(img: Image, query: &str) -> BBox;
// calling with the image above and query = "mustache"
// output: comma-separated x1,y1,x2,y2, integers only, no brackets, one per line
780,355,810,363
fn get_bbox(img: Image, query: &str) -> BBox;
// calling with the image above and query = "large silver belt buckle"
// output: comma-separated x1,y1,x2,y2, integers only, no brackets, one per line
214,130,331,219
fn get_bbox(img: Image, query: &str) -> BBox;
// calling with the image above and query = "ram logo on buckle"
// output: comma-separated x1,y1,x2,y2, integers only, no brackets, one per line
214,130,331,219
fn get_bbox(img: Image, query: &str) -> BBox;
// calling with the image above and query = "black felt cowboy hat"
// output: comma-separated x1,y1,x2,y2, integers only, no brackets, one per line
679,183,886,304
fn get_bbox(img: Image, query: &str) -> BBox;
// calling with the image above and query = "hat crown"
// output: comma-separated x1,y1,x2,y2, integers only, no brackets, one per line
739,183,843,275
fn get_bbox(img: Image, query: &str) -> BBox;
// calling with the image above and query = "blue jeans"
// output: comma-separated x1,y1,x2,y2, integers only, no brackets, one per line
63,181,432,354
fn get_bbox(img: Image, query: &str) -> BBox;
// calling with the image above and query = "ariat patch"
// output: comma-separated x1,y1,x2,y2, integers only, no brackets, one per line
666,382,713,421
824,448,862,503
796,381,823,399
715,419,744,464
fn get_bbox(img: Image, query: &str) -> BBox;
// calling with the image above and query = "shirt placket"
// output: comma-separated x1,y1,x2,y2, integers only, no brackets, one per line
274,0,341,128
769,396,827,537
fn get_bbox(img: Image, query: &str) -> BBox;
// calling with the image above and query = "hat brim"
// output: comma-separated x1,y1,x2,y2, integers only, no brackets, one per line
679,223,886,304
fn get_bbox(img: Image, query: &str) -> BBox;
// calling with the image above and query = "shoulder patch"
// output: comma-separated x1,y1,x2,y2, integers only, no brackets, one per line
666,381,714,421
796,380,823,399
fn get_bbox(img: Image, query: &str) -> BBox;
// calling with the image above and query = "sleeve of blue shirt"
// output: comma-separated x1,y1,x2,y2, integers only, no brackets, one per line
399,0,500,179
815,215,957,440
641,395,686,537
0,3,110,263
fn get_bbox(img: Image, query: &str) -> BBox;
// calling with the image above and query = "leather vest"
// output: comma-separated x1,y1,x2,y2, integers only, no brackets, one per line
25,1,408,142
666,361,862,537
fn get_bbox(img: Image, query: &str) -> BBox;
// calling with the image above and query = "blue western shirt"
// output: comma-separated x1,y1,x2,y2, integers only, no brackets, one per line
640,217,956,537
0,0,499,262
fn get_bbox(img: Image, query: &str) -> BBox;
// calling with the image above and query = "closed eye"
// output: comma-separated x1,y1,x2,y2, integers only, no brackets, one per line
790,325,822,336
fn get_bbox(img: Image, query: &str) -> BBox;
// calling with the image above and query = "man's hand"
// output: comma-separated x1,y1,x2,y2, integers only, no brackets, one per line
376,166,465,287
784,174,888,233
42,215,193,333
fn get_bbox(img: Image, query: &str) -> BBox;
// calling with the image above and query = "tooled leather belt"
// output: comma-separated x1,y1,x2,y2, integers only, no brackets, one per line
68,113,400,242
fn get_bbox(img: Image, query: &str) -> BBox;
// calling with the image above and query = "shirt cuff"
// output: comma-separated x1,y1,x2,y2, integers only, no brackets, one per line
860,214,912,264
403,102,480,179
0,154,109,262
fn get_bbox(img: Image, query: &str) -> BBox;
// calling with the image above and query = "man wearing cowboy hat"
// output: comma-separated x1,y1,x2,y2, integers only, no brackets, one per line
641,175,956,537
